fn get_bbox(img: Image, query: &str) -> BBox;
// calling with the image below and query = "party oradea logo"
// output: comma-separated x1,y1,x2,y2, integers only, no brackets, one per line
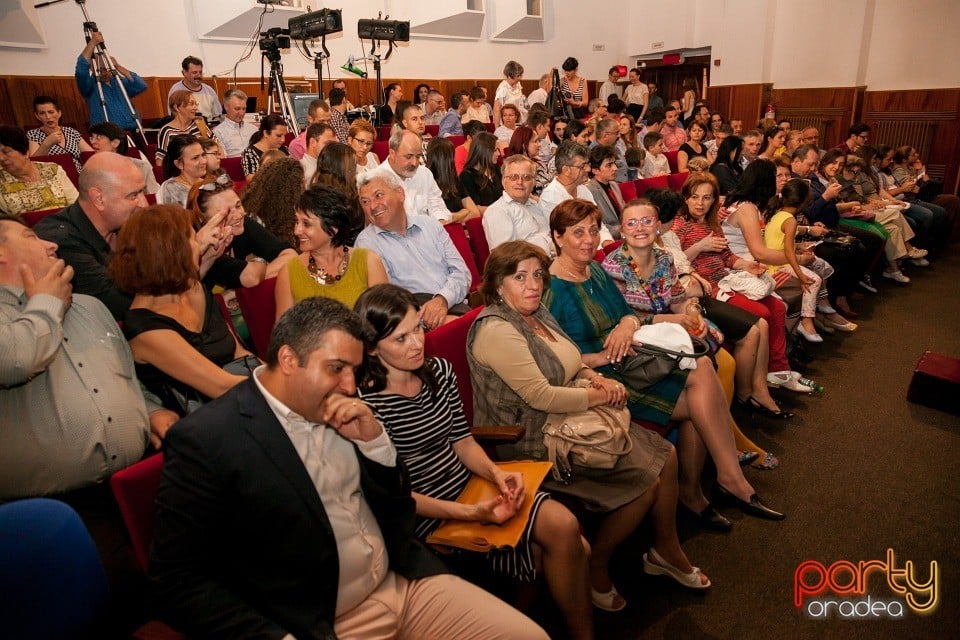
794,549,939,619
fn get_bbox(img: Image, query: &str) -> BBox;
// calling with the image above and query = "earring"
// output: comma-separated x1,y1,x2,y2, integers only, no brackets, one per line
656,230,661,235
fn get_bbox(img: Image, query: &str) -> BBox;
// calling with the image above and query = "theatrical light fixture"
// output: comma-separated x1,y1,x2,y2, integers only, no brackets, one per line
289,8,343,40
357,18,410,42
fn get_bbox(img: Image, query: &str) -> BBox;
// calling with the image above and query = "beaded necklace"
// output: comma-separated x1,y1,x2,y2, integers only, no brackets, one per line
307,246,349,285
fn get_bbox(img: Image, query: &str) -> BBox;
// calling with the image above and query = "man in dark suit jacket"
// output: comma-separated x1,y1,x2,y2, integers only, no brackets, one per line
150,297,547,640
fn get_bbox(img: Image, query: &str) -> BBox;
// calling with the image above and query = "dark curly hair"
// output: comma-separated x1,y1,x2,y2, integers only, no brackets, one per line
240,156,303,247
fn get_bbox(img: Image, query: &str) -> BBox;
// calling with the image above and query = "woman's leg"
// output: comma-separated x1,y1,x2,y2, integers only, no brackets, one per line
677,419,709,512
590,490,654,598
671,357,756,502
646,447,708,585
531,502,594,640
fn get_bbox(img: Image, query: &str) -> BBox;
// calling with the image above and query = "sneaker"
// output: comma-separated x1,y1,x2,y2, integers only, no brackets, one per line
907,247,928,259
907,257,930,267
882,270,911,284
858,276,878,294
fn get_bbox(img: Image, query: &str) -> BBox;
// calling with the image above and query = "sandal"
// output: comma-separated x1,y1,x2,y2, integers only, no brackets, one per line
738,450,760,465
750,452,780,471
735,395,794,419
591,585,627,612
643,548,711,590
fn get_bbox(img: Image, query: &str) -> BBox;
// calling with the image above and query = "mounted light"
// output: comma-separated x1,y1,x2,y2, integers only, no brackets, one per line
357,18,410,42
289,8,343,40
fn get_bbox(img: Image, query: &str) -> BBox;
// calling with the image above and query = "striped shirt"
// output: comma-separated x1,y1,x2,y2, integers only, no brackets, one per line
673,216,739,290
361,357,473,538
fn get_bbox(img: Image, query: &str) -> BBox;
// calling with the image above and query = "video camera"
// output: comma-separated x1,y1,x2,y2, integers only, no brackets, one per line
259,27,291,63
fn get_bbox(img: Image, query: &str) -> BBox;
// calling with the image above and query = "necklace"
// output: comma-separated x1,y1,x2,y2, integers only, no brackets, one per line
558,259,594,294
307,246,349,285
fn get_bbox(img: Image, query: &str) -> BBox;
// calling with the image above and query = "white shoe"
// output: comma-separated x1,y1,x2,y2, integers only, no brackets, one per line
816,303,838,315
797,323,823,343
907,247,928,259
824,315,858,332
768,371,813,393
882,270,911,284
813,315,836,334
907,257,930,267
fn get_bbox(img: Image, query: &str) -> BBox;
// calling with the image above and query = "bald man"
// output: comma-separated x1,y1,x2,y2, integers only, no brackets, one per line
35,153,148,320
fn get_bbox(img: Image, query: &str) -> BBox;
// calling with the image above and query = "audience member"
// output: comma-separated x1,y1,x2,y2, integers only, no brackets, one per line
423,90,446,127
459,132,504,212
311,142,364,243
213,88,257,158
241,156,303,248
187,175,296,291
483,155,553,255
730,119,744,137
88,122,159,193
0,214,158,499
456,120,487,174
355,173,472,328
641,131,670,178
462,86,492,124
156,90,217,167
157,134,206,207
527,73,551,106
540,141,615,246
439,91,468,138
740,130,762,167
0,126,78,216
681,78,699,122
660,105,687,152
593,118,628,182
34,153,145,319
493,60,528,125
109,205,253,416
645,81,664,113
507,126,554,195
75,30,147,131
585,144,626,237
275,185,387,318
298,122,336,185
678,121,713,172
425,137,480,223
377,82,403,126
331,79,355,110
356,284,593,640
242,115,290,180
710,134,744,195
26,95,92,172
837,123,870,155
559,57,589,118
599,66,623,105
349,119,380,174
367,130,452,224
757,125,786,161
288,98,331,159
150,295,549,639
414,84,431,109
327,88,350,144
166,56,222,120
494,104,521,150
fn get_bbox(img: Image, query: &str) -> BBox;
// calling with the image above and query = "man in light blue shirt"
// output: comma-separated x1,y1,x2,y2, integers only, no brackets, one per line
355,173,472,329
438,92,467,138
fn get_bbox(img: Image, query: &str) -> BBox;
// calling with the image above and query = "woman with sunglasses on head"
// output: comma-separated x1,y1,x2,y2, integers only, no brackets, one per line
187,175,297,291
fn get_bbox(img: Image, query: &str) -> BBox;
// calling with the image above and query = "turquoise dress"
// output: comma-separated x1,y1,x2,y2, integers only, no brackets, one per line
543,261,689,426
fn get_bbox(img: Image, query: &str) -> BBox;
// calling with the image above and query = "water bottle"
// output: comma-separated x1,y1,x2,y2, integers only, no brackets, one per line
797,376,824,394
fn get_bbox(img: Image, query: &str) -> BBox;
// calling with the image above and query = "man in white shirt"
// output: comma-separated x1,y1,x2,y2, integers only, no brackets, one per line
213,89,258,158
150,296,547,639
540,141,615,247
527,73,551,106
166,56,222,120
423,90,446,126
483,155,553,256
299,122,337,186
365,130,452,224
598,66,622,105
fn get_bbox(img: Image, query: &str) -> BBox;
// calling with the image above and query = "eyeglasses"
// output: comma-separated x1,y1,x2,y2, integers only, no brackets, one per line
504,174,535,182
623,217,658,229
199,173,233,191
569,162,591,172
204,151,221,158
351,137,374,148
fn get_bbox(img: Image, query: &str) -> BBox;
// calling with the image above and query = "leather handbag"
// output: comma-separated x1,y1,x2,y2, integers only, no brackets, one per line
542,403,632,484
611,334,711,389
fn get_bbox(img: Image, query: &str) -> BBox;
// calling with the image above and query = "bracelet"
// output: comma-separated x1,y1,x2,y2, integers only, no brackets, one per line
622,315,641,330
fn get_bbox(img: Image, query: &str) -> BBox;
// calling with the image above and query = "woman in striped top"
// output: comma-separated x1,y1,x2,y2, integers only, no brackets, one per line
356,284,594,640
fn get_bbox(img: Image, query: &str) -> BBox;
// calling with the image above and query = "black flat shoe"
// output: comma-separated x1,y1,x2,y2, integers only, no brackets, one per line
736,396,794,420
715,484,785,521
680,502,733,532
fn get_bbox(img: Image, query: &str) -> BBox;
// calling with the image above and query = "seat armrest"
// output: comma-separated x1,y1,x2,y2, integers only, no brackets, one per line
469,425,525,443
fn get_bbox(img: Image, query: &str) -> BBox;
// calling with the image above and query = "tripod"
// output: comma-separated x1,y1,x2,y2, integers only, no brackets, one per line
297,34,329,100
35,0,147,149
362,39,395,129
261,50,300,136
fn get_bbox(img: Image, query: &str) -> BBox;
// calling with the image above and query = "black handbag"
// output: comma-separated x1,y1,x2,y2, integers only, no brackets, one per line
821,231,865,253
610,336,711,390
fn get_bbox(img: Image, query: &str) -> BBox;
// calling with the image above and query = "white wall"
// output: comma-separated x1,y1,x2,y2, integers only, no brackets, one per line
862,0,960,90
0,0,633,85
1,0,957,92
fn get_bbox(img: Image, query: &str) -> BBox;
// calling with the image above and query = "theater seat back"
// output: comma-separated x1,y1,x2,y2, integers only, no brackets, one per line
424,306,484,425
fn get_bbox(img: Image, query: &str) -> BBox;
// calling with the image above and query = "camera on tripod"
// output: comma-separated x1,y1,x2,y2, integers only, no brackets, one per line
259,27,291,62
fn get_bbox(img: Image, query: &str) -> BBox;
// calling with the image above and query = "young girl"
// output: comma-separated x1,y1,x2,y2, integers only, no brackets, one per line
765,179,838,342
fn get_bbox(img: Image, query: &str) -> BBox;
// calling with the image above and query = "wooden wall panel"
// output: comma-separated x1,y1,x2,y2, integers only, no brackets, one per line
707,84,764,131
862,89,960,195
768,87,863,148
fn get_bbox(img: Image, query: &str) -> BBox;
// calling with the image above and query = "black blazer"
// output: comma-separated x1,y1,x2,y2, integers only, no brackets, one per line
150,378,447,640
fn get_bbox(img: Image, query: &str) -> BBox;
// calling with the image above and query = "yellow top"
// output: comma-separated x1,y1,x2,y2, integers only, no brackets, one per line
287,247,371,309
764,209,793,274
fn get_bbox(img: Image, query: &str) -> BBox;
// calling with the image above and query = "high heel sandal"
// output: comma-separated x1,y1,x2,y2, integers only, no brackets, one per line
643,548,711,589
735,395,794,420
750,452,780,471
714,484,786,520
